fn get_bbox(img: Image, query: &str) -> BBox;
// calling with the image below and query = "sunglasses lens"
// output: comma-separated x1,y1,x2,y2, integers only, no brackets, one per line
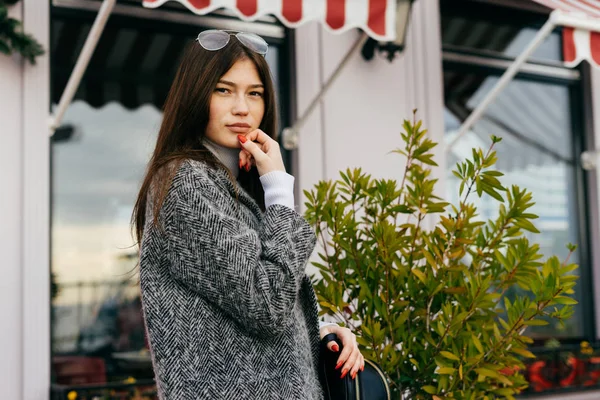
236,32,268,55
197,30,230,51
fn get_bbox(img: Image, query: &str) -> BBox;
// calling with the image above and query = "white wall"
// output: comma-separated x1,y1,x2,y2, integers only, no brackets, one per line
22,0,51,396
0,0,50,398
0,2,24,398
294,0,445,207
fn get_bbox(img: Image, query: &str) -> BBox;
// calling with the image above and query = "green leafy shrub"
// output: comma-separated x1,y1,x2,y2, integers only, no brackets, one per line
304,111,578,399
0,0,44,64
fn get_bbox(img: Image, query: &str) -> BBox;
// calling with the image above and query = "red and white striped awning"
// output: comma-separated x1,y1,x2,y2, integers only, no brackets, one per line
531,0,600,67
142,0,398,41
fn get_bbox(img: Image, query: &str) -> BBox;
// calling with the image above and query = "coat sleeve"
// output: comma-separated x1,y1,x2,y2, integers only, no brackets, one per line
164,179,317,337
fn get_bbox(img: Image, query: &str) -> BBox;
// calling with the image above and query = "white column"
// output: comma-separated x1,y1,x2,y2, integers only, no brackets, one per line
0,2,24,398
408,0,446,229
418,0,446,185
294,21,327,206
22,0,51,398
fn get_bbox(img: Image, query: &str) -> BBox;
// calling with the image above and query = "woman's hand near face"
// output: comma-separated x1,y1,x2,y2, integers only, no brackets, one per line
238,129,285,176
320,325,365,380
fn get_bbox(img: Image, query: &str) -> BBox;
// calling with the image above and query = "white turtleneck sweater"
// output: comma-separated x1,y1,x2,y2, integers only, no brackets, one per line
203,139,337,331
203,139,295,210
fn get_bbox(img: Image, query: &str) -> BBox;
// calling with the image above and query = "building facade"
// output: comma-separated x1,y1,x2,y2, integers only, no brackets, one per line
1,0,599,398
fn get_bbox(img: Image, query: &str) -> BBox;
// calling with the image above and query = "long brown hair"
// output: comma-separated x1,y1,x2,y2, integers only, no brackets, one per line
132,35,278,246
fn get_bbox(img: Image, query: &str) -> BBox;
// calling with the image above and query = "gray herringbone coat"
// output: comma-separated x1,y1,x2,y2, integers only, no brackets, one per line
139,159,323,399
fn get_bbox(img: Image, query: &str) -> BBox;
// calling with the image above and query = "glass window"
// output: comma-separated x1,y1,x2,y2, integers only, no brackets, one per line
444,71,583,338
50,14,288,392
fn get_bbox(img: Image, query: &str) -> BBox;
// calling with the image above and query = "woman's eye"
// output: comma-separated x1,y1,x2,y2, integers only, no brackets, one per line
215,88,229,94
250,91,264,97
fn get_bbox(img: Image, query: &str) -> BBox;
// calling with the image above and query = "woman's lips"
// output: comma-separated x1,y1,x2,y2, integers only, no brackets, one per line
226,124,251,133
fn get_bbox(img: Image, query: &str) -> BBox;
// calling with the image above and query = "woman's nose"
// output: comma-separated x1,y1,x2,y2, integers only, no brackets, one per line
232,95,250,115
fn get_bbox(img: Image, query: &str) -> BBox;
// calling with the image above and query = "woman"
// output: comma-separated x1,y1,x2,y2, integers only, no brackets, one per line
132,30,364,399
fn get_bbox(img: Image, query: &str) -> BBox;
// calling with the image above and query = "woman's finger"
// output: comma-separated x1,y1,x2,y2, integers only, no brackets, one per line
327,340,340,353
238,135,267,162
244,129,273,145
238,134,284,175
334,331,356,371
334,343,352,372
356,354,364,375
344,346,361,379
238,149,253,171
238,150,250,169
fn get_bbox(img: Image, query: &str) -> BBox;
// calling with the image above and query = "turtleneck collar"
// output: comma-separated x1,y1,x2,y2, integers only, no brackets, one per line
203,139,240,178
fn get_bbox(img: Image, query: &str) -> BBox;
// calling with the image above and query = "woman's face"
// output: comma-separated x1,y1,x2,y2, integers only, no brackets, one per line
205,58,265,148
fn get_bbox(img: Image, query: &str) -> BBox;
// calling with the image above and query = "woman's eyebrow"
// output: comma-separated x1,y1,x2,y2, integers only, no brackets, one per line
218,80,264,89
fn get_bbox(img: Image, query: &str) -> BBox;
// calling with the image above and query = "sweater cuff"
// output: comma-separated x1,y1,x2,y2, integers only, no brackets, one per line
319,321,338,330
260,171,295,209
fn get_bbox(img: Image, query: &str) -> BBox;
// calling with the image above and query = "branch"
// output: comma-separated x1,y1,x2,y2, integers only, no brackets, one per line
458,287,564,389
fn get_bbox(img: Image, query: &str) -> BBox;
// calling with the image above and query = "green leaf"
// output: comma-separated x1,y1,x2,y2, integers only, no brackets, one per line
437,367,456,375
513,218,540,234
390,204,415,214
415,154,439,166
482,170,503,177
422,386,437,395
472,334,484,354
475,368,499,378
482,185,504,202
523,319,550,326
554,296,578,305
511,348,536,358
440,351,460,361
494,388,516,396
411,268,427,285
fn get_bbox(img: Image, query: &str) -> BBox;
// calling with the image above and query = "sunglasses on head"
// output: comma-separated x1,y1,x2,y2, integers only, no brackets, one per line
196,30,269,56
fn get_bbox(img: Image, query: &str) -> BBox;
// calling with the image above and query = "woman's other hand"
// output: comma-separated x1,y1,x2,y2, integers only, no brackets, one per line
320,325,365,380
237,129,285,176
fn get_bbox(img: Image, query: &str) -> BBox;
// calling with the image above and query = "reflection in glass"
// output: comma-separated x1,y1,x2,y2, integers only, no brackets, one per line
51,102,161,385
444,72,582,338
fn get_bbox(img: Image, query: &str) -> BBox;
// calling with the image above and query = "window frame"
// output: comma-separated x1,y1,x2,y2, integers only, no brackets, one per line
441,2,596,345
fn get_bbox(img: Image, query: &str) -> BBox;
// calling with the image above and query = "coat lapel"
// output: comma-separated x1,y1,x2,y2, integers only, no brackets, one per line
234,185,263,221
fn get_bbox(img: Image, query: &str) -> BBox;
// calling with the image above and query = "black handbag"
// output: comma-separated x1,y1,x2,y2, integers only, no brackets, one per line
319,333,391,400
